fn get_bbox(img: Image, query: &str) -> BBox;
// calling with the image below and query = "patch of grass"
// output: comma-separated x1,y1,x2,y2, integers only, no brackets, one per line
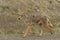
6,30,23,34
16,32,23,34
0,30,5,34
54,28,60,33
6,30,15,34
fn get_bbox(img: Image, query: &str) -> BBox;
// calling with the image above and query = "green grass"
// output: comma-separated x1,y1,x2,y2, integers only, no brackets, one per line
6,30,23,34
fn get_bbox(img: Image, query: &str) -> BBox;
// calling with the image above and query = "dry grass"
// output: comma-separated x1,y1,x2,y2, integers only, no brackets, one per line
0,0,60,34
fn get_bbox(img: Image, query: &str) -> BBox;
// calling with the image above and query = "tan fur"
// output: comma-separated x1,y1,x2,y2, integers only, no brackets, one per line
18,15,54,37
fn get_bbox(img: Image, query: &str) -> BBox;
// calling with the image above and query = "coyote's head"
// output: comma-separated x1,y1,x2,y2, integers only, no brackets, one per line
17,14,35,21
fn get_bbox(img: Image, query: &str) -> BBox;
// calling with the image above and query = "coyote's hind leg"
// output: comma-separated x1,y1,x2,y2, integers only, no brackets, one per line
44,22,53,34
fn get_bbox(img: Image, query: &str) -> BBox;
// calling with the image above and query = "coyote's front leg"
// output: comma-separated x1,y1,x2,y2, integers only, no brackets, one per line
23,21,31,37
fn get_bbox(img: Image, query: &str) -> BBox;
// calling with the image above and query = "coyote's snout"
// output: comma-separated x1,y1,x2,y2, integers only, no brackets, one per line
18,15,54,37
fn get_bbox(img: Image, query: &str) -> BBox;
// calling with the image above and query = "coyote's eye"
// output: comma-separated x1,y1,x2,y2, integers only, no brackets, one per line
18,15,24,20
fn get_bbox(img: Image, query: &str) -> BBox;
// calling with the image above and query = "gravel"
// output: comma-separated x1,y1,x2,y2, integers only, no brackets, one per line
0,33,60,40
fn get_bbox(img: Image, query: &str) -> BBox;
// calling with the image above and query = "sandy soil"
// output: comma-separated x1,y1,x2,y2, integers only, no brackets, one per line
0,33,60,40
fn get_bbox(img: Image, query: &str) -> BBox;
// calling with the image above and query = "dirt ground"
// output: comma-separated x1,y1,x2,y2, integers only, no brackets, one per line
0,33,60,40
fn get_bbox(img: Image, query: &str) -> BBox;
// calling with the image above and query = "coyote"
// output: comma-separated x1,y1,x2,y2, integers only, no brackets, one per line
18,14,54,37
